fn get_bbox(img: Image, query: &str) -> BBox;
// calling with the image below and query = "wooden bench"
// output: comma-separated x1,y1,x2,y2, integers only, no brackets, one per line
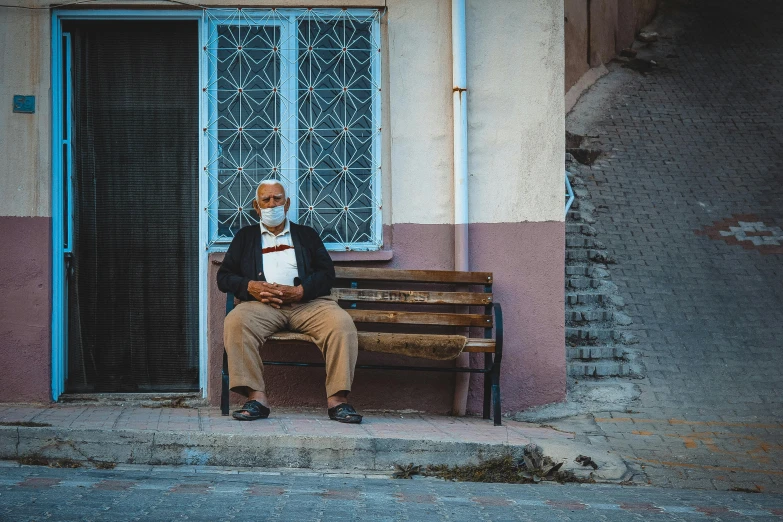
221,267,504,425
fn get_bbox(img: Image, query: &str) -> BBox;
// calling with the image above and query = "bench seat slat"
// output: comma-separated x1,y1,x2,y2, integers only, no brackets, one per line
463,338,497,352
332,288,492,306
335,267,493,285
345,309,492,327
266,331,496,353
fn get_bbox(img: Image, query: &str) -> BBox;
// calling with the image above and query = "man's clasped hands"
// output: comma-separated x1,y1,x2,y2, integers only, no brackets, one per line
247,280,304,308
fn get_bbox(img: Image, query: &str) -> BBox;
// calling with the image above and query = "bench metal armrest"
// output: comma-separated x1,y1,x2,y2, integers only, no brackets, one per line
226,292,236,315
493,302,503,367
221,292,235,416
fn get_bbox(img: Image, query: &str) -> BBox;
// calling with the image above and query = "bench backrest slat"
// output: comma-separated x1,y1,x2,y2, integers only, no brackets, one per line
345,309,492,328
332,288,492,306
335,267,493,285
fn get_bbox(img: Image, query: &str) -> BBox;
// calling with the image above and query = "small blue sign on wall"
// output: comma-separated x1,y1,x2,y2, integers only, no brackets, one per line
13,95,35,114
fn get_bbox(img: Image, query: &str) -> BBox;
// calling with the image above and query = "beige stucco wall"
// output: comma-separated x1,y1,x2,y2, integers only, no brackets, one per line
466,0,564,225
386,0,455,226
389,0,564,225
0,0,564,225
0,8,51,218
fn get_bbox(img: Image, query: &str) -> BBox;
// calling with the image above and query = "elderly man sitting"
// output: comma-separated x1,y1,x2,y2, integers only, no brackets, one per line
217,180,362,424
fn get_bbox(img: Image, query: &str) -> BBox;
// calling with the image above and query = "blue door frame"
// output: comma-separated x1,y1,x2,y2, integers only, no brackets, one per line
50,10,207,400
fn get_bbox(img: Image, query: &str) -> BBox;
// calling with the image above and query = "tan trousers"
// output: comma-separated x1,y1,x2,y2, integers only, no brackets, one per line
223,297,358,398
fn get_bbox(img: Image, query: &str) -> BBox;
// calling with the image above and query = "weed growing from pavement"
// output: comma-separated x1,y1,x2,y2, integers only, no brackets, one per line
18,454,82,468
730,486,763,494
395,445,597,485
16,454,50,466
392,463,421,479
14,453,116,470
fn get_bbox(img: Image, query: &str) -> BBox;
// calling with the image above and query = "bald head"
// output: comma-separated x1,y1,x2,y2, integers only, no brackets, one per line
256,179,286,200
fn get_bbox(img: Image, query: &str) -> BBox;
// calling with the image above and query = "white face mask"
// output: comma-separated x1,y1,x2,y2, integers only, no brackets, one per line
259,203,286,227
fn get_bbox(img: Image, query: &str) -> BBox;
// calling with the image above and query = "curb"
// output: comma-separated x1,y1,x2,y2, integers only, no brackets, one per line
0,426,628,481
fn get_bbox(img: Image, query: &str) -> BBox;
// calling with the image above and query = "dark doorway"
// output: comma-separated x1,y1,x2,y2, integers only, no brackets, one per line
65,21,200,392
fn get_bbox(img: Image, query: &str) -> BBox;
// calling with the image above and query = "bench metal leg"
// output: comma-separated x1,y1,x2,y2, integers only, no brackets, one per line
221,294,236,417
491,367,502,426
221,350,229,416
491,303,503,426
483,354,492,419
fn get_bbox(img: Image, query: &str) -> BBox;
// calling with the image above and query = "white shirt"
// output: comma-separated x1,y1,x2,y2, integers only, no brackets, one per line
260,220,299,286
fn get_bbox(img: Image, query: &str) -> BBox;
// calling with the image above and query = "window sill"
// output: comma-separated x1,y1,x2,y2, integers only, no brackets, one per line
330,250,393,262
209,249,394,265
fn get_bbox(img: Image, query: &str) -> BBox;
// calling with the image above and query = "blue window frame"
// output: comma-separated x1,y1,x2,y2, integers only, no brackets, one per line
204,8,383,251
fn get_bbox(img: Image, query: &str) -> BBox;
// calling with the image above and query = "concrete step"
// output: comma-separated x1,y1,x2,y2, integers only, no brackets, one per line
567,277,618,292
566,327,638,345
573,187,591,199
568,361,642,378
565,224,597,236
570,199,595,212
571,197,595,212
565,309,614,323
567,210,595,224
566,310,616,323
567,345,630,361
565,265,611,279
566,237,606,250
566,293,610,307
566,310,632,326
565,293,625,307
566,249,615,264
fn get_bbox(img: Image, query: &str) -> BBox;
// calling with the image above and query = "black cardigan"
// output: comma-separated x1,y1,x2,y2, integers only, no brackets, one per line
216,222,335,303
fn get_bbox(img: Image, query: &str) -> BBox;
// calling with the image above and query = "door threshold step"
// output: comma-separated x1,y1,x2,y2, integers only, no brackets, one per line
58,392,205,408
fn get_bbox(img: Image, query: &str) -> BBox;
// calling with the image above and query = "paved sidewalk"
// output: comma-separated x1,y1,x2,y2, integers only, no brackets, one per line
0,404,626,480
0,404,566,442
561,0,783,494
2,463,782,521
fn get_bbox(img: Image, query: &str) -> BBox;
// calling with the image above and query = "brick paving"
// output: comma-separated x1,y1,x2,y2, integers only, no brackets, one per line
562,0,783,494
1,463,782,521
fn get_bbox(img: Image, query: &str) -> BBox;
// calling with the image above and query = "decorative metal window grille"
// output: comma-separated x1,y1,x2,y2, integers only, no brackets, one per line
204,8,382,251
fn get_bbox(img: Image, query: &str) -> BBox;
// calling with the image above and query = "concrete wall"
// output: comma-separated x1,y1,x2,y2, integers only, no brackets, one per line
0,0,566,413
0,8,51,217
0,8,52,403
565,0,659,92
565,0,590,92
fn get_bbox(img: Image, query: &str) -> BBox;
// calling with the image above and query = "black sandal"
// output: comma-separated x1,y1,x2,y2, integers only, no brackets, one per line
328,403,363,424
232,400,270,421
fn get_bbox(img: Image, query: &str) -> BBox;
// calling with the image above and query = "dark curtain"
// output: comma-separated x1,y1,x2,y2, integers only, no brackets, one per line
66,21,199,392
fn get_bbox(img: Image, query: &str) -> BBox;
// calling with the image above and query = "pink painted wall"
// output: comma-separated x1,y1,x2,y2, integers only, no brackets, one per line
209,221,565,414
467,222,566,411
0,217,51,403
0,218,564,412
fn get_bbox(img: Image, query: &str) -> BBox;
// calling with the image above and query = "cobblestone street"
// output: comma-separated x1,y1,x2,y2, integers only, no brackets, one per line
561,0,783,493
1,463,782,521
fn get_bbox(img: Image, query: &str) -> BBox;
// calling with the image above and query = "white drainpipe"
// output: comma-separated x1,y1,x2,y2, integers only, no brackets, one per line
451,0,470,416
